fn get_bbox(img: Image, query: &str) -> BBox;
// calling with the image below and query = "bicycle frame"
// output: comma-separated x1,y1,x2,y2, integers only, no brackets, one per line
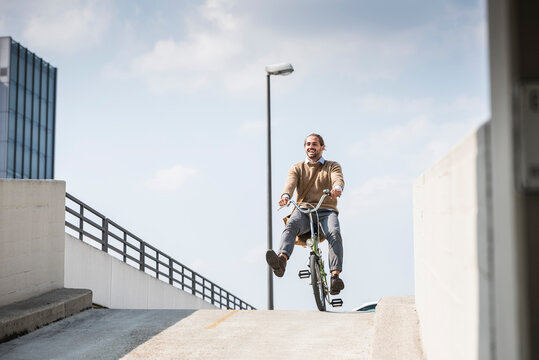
305,210,329,296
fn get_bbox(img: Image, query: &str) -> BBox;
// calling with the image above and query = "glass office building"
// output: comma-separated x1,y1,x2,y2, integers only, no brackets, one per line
0,36,57,179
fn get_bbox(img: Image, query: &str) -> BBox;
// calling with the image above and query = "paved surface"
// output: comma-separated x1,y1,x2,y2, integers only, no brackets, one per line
0,296,425,360
121,310,374,360
0,309,195,360
0,309,373,360
0,288,92,342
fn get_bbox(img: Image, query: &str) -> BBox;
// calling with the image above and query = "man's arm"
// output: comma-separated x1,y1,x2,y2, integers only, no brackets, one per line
279,164,299,206
330,162,344,198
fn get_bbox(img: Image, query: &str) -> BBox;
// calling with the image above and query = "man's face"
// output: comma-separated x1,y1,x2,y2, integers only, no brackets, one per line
304,136,325,161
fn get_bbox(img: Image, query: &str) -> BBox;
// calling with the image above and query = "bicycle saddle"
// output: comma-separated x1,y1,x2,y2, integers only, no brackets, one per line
295,231,326,247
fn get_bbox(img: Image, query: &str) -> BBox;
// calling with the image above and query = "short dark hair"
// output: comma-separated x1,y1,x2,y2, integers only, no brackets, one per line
304,133,325,146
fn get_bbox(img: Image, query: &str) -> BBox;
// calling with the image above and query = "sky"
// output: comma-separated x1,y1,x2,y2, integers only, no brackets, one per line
1,0,490,310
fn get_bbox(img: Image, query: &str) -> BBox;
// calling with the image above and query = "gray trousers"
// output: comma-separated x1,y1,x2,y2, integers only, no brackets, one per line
278,209,343,272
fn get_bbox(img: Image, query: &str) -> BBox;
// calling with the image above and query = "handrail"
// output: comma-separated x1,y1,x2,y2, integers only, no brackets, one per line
65,192,255,310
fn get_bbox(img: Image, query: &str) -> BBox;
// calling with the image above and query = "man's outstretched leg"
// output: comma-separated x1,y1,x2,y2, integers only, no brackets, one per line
266,211,310,277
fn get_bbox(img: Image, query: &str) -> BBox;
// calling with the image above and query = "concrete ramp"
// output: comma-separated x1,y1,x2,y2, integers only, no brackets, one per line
122,310,374,359
0,297,426,359
0,309,374,359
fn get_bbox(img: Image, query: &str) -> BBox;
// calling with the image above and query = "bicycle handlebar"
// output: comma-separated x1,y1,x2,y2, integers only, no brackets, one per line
280,189,331,214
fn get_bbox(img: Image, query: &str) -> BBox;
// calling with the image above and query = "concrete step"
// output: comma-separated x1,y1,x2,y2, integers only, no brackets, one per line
0,288,92,343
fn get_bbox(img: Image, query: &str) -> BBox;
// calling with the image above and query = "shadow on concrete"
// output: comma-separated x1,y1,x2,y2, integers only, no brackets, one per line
0,309,195,360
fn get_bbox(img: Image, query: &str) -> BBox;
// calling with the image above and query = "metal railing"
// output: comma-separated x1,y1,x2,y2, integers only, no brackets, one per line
65,192,255,310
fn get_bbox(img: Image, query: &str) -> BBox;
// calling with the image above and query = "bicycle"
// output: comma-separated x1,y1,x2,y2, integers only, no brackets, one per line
280,189,343,311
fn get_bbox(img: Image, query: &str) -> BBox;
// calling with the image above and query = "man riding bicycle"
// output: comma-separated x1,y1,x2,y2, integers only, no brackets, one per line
266,133,345,295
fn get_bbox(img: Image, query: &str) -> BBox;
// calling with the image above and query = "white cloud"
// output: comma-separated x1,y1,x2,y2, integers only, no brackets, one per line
20,0,111,53
117,0,427,93
144,164,198,192
128,0,243,91
131,33,242,91
198,0,239,31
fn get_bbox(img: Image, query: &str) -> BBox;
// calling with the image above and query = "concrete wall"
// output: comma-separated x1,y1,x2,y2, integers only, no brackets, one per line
64,234,216,310
0,180,66,306
413,123,492,360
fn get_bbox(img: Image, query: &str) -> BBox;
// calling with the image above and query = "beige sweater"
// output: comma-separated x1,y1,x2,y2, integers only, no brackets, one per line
281,160,345,212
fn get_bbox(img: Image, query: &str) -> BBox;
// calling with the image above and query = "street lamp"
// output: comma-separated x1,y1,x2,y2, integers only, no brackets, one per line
265,63,294,310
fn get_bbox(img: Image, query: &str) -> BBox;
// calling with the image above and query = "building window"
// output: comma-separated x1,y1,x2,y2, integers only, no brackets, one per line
2,38,56,179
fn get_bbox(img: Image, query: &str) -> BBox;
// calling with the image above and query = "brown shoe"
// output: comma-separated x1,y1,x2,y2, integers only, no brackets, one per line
266,250,287,277
330,274,345,295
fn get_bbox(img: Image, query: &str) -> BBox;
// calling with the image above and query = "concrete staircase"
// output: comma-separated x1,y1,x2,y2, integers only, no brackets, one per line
0,288,92,343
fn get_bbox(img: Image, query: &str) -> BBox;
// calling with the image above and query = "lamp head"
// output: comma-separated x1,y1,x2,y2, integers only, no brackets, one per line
265,63,294,76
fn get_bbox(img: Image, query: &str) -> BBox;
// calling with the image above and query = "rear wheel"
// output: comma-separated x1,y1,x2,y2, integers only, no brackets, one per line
310,253,326,311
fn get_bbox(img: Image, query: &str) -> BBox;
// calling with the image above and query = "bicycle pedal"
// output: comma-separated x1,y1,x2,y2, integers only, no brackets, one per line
330,298,343,307
298,269,310,279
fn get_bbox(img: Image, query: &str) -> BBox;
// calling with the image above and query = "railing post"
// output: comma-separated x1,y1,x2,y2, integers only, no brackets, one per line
156,252,159,279
202,279,205,300
79,204,84,241
123,232,127,263
211,283,215,305
181,267,185,291
139,243,145,272
169,258,173,285
192,272,196,295
102,218,109,252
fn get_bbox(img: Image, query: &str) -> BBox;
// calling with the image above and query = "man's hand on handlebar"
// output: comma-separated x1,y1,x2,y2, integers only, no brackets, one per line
278,197,289,207
330,188,342,198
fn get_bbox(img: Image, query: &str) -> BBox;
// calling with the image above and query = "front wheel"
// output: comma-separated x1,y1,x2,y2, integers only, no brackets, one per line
310,253,326,311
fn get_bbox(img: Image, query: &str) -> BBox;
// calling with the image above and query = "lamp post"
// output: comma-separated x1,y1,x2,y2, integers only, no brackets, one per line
265,63,294,310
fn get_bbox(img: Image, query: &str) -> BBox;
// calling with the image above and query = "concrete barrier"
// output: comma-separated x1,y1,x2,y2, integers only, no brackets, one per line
369,296,424,360
64,234,216,310
413,122,493,360
0,180,66,306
